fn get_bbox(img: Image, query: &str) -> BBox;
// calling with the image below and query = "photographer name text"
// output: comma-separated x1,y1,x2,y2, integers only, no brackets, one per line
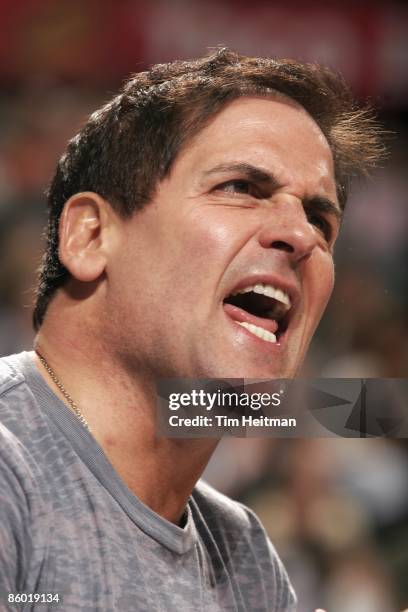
168,414,296,428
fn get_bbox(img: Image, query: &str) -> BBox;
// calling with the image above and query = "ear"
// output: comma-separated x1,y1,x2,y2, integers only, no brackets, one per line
58,192,114,282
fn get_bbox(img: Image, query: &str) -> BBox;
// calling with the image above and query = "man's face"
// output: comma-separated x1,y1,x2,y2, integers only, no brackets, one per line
107,96,341,379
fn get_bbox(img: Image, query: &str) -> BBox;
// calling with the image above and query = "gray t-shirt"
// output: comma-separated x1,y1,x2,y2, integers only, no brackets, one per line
0,352,296,611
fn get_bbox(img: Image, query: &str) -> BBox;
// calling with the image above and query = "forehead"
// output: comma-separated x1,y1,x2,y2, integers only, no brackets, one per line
174,95,337,201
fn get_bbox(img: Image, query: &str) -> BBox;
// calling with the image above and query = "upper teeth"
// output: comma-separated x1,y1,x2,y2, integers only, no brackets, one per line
233,283,291,309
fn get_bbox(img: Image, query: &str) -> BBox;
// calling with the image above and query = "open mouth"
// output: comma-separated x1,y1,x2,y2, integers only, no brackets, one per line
223,283,292,344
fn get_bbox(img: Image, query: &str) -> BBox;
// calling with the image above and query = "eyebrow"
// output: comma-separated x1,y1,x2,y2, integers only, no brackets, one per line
203,162,342,219
304,195,342,220
203,162,278,186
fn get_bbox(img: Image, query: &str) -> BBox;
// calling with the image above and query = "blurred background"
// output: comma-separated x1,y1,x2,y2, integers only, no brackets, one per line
0,0,407,610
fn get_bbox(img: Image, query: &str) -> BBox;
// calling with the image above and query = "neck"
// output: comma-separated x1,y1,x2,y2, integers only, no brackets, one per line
34,326,219,525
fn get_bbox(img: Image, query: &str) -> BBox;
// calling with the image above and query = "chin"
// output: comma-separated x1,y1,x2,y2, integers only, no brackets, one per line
207,359,298,380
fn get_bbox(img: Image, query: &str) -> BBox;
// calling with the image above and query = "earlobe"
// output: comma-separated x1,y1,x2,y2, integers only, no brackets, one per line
58,192,111,282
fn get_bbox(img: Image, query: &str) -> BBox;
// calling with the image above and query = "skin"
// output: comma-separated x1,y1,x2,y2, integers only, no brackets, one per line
35,96,341,524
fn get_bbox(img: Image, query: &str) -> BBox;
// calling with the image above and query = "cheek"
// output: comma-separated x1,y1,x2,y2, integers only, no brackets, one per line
160,212,254,319
168,221,236,309
323,256,335,302
185,208,255,264
309,252,335,319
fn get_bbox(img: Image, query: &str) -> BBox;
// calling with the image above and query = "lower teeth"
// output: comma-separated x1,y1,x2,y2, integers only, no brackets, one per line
237,321,277,343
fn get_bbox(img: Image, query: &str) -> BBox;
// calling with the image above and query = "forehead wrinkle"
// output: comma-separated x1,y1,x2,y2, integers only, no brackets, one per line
171,97,337,200
215,96,328,144
202,162,281,187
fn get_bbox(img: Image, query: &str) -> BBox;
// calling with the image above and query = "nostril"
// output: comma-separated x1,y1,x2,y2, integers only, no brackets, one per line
271,240,294,253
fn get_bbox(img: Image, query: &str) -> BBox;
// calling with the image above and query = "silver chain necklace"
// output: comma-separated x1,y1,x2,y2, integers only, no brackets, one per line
35,350,91,432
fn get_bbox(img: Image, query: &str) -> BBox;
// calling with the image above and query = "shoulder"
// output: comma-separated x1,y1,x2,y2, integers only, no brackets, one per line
0,352,48,444
0,354,33,452
192,480,297,611
0,353,35,421
0,412,38,501
0,416,41,595
0,354,26,398
194,479,282,545
193,479,248,518
0,353,48,506
0,420,35,553
193,478,255,531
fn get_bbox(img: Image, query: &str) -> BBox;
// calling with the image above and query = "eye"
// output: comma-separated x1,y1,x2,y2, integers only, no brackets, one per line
306,211,332,241
215,179,261,197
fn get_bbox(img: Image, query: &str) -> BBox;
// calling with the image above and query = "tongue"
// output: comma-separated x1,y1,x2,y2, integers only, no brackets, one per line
223,302,279,334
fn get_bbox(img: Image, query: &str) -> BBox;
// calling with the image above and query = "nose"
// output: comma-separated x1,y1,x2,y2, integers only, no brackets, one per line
257,196,317,262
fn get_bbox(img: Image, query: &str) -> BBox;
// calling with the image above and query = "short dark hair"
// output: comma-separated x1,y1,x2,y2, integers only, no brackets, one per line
33,47,384,330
